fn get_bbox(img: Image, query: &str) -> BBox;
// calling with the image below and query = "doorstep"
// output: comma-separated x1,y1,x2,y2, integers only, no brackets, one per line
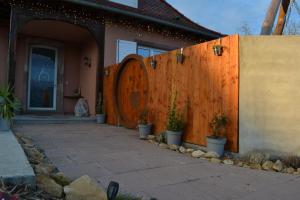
14,115,96,125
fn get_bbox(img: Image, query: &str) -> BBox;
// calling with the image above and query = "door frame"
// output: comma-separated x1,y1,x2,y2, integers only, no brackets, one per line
27,45,58,111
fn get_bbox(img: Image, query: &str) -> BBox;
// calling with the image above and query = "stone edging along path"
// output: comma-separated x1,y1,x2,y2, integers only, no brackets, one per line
13,133,108,200
146,135,300,176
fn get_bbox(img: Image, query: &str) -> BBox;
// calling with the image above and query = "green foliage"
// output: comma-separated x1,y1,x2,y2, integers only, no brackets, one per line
283,155,300,169
0,85,20,120
166,92,185,132
157,132,167,143
138,109,148,125
209,113,228,138
96,92,104,114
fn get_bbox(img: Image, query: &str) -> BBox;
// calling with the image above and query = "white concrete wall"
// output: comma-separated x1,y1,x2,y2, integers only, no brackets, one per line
239,36,300,155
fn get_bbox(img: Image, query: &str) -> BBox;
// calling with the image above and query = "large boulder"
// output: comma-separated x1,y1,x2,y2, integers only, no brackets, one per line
51,172,71,186
35,163,55,175
36,175,63,198
272,160,284,172
248,152,269,165
191,150,205,158
24,147,45,164
179,146,186,154
169,144,179,151
64,175,107,200
74,98,89,117
262,161,274,171
203,151,220,158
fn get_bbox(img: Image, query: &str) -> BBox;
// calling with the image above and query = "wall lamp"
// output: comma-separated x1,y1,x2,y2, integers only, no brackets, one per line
213,39,223,56
105,68,110,77
150,56,157,69
83,56,91,68
213,45,223,56
177,48,185,64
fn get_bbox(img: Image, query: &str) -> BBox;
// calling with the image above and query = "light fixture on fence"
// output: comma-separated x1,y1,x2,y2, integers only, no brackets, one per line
177,48,185,64
150,56,157,69
213,39,223,56
105,68,110,77
83,56,91,68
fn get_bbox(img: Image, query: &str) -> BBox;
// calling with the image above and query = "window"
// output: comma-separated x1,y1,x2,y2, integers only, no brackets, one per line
109,0,138,8
137,46,166,58
116,40,137,63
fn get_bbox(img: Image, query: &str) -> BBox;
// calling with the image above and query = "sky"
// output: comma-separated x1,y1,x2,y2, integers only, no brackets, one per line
166,0,300,35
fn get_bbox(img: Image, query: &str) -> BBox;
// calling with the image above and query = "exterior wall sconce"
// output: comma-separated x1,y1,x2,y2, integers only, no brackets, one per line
213,45,223,56
150,56,157,69
105,68,110,77
177,48,185,64
83,56,91,68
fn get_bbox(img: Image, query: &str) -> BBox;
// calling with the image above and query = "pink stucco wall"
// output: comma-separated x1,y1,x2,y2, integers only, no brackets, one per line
63,45,81,114
0,27,8,86
14,20,97,114
79,38,98,116
104,24,195,67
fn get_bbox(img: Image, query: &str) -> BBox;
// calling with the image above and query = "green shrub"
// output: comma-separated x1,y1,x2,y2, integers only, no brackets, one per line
166,92,185,132
96,92,105,114
138,109,148,125
0,85,20,120
209,113,228,138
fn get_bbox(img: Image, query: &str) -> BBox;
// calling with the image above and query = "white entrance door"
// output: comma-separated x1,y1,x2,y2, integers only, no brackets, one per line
28,46,58,111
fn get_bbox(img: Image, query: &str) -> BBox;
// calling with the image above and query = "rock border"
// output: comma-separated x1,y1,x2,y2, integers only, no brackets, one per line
147,135,300,176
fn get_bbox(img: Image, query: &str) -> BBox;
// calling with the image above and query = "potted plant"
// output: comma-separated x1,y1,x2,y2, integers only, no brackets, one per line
137,109,152,139
166,92,185,145
96,93,106,124
207,113,228,156
0,85,20,131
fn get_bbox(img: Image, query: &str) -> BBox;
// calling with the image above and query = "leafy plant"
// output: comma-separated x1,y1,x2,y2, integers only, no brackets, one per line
138,109,148,125
96,93,104,114
0,85,20,120
166,92,185,132
283,155,300,169
209,113,228,138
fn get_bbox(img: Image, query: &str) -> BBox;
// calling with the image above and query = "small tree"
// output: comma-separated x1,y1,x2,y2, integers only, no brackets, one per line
0,85,20,120
96,93,104,115
138,109,148,125
166,92,185,132
209,113,228,139
238,22,252,35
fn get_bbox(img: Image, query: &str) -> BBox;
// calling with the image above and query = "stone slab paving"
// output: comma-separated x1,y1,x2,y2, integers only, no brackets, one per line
14,124,300,200
0,130,35,187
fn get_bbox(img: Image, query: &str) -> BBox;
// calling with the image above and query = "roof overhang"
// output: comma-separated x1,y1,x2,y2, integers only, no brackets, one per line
64,0,222,39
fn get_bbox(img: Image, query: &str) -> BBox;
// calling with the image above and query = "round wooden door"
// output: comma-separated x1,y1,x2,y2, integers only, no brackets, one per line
114,55,149,129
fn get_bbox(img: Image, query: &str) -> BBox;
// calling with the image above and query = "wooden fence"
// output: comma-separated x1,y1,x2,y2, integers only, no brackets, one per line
104,35,239,152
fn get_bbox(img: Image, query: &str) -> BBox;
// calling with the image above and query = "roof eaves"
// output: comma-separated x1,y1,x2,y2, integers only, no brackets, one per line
64,0,223,39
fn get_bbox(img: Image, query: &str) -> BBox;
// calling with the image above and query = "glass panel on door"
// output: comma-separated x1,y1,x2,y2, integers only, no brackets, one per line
28,47,57,110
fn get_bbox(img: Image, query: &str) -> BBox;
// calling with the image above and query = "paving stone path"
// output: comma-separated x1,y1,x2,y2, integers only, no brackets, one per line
14,124,300,200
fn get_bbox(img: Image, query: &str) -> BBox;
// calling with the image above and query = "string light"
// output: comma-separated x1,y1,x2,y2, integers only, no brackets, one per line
8,0,206,43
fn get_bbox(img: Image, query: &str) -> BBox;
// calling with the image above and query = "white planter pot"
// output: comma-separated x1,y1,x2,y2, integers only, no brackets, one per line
96,114,106,124
206,136,227,156
166,130,183,146
138,124,152,139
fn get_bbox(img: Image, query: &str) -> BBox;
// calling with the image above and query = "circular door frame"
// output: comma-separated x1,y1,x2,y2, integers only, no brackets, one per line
113,54,149,129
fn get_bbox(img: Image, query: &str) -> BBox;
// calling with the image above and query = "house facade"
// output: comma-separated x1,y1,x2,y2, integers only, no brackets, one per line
0,0,222,116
